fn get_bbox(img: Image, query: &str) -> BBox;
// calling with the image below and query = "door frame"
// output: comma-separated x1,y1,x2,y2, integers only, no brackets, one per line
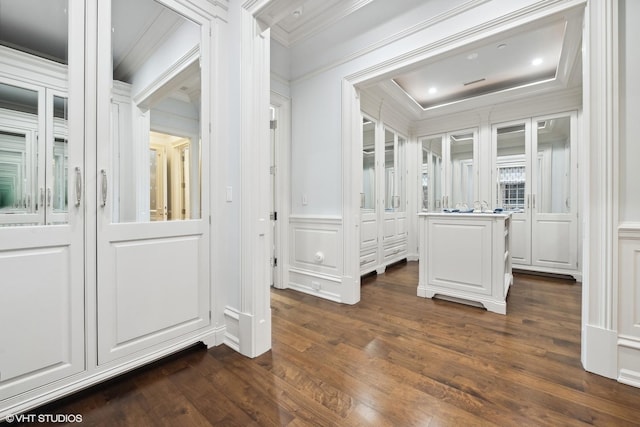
269,91,290,290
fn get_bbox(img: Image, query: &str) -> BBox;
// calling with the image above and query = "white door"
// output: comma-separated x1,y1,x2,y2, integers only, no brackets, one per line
96,0,210,364
493,120,532,265
0,0,85,400
360,117,377,253
382,127,408,242
531,112,578,270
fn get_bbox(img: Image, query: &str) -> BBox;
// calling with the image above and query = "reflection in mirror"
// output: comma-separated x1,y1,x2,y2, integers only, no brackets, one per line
384,128,394,211
449,131,474,208
52,95,68,215
421,136,442,211
362,117,375,210
496,124,526,212
397,136,406,212
0,82,38,221
111,0,201,223
537,116,571,214
0,0,69,227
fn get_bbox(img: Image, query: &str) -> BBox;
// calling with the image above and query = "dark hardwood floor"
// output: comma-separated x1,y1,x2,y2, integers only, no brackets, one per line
23,261,640,426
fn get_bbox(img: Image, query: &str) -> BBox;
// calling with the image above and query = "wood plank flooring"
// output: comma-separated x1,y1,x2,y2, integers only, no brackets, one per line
28,261,640,426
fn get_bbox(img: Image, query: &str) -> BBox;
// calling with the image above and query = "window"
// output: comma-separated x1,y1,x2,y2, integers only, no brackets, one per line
498,165,525,211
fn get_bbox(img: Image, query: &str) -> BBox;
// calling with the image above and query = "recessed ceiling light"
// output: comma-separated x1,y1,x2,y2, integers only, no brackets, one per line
292,8,303,18
497,43,507,49
428,87,437,95
467,52,479,60
532,57,543,66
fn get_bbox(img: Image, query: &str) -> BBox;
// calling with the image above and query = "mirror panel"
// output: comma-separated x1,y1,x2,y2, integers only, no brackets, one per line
449,131,475,208
384,128,394,211
0,0,70,226
111,0,201,223
397,135,406,212
0,82,40,224
421,136,442,211
536,116,571,213
496,124,526,212
362,118,375,210
52,95,68,215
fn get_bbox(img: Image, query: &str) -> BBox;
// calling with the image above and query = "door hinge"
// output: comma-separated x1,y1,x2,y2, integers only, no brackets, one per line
274,257,278,267
209,310,212,320
270,212,277,221
270,165,276,175
270,119,277,130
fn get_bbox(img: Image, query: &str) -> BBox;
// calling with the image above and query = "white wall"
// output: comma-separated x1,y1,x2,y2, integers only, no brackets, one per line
270,39,290,97
215,1,242,315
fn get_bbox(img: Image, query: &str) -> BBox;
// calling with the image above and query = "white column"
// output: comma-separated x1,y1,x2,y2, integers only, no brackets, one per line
581,0,619,379
238,3,272,357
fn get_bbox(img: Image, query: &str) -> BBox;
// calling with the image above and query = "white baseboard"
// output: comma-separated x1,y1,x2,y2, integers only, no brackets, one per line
582,325,617,379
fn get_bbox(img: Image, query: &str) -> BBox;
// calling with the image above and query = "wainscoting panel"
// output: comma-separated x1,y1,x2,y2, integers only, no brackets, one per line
618,223,640,387
288,215,343,301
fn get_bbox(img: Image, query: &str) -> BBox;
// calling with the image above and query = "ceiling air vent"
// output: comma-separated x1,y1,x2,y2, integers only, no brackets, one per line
463,78,486,86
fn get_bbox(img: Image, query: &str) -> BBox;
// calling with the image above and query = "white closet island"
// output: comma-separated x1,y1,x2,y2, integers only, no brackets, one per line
418,212,512,314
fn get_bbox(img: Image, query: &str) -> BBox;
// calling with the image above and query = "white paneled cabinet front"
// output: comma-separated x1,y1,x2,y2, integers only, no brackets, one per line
0,3,85,404
491,112,578,277
96,0,210,364
0,0,221,418
360,116,408,275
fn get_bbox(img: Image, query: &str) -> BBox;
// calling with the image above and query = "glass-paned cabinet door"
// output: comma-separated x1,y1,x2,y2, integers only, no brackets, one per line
535,115,571,214
448,129,476,209
495,123,527,212
362,117,375,210
420,135,443,211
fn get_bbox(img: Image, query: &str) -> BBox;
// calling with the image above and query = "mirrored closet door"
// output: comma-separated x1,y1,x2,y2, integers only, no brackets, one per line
492,112,577,273
96,0,211,364
360,116,377,257
359,117,408,275
0,0,85,400
494,120,531,265
419,128,477,211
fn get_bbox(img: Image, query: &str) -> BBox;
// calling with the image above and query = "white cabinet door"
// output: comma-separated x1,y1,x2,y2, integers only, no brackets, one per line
361,117,377,251
492,113,578,273
531,112,578,270
0,0,85,400
96,0,210,365
492,120,532,265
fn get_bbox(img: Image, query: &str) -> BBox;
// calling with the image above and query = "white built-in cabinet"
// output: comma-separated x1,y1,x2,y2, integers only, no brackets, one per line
360,116,408,275
418,212,512,314
1,0,219,417
0,46,84,402
419,111,579,277
491,112,578,275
